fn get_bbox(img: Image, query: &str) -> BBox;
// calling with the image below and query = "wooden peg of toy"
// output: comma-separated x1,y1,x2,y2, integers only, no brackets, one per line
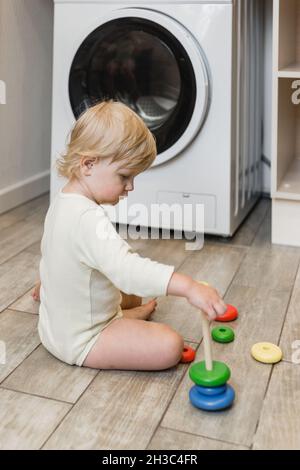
201,311,213,371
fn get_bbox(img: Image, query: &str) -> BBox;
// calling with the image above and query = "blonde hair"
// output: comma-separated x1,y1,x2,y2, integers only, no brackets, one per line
56,100,157,179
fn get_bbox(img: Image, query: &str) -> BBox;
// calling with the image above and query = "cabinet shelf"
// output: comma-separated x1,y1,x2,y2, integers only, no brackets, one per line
278,63,300,78
278,0,300,71
275,158,300,200
274,77,300,197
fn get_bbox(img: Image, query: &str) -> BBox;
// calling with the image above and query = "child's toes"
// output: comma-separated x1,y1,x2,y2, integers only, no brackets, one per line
144,299,157,313
31,287,40,302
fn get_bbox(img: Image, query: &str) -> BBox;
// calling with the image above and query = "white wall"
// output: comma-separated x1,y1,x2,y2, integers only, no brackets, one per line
0,0,53,214
262,0,273,195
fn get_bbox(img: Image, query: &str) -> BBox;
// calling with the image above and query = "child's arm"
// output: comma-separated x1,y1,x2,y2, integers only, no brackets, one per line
167,272,226,321
76,208,226,316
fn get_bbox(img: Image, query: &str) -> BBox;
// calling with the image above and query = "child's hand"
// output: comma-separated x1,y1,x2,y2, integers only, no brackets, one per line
186,281,227,321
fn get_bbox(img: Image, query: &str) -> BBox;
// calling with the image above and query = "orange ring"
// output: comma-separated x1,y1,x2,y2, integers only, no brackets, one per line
215,304,238,322
181,345,196,363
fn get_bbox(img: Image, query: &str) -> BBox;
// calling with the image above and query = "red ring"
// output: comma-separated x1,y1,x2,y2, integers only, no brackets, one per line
215,304,238,322
181,345,196,363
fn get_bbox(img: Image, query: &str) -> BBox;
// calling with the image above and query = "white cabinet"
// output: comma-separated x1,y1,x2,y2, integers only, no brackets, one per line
272,0,300,246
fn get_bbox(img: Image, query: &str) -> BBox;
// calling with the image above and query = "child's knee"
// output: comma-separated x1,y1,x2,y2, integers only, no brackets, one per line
161,327,184,369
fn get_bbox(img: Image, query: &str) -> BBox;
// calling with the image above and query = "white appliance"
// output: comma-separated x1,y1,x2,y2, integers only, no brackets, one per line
51,0,264,236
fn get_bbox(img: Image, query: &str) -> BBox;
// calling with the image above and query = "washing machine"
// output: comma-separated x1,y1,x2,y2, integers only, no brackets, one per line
51,0,264,236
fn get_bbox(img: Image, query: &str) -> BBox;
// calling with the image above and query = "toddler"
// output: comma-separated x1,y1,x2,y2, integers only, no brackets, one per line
35,101,226,370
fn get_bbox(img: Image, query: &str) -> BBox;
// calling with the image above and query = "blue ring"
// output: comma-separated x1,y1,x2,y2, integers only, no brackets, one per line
189,384,235,411
194,385,227,396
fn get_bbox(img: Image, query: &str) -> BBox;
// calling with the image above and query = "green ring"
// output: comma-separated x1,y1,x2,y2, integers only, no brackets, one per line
189,361,231,387
212,326,235,344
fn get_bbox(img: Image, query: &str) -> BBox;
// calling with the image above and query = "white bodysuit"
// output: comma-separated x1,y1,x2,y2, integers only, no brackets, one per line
38,190,175,366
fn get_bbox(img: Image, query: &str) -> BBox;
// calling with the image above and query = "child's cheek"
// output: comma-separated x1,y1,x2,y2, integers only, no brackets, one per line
108,185,122,198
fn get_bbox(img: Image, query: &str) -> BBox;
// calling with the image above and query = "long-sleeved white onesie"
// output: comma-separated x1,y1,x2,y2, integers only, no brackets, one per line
38,190,175,366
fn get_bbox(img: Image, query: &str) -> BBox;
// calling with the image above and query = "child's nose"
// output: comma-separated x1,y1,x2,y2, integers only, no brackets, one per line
125,180,134,191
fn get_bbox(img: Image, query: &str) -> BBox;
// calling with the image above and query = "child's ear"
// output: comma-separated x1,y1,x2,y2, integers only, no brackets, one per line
81,158,94,175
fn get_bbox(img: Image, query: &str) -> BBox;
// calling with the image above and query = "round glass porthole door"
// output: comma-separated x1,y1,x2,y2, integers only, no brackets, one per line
69,10,210,166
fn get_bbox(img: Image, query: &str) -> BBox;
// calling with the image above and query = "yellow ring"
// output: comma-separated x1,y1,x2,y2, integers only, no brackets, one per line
251,342,282,364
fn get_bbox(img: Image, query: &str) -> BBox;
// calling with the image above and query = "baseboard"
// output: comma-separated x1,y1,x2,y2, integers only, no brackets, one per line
0,170,50,215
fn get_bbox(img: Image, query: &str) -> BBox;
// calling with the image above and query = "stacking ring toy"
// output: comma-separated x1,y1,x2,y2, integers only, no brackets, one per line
251,342,282,364
189,360,231,387
188,301,236,412
181,345,196,363
215,304,238,322
212,326,235,343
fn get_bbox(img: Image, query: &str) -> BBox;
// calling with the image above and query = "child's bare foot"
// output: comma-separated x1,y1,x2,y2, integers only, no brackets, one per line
32,281,41,302
122,298,157,321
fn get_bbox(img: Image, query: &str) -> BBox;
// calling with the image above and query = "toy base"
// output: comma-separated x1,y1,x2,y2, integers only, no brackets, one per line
189,384,235,411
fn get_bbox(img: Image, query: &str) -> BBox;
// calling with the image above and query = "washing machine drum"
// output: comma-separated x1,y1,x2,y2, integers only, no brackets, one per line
69,15,210,164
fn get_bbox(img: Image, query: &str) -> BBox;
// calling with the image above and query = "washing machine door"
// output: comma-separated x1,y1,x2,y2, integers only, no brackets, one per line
69,8,210,167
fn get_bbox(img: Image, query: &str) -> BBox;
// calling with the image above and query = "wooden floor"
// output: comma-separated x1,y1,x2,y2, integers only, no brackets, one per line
0,193,299,450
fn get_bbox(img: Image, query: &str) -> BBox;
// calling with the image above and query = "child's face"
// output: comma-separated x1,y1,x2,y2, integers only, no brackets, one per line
83,157,139,205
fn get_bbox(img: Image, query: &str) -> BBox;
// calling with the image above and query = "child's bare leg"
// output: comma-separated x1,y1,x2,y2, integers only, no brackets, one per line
120,292,157,320
32,280,41,302
31,285,157,320
82,317,184,370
